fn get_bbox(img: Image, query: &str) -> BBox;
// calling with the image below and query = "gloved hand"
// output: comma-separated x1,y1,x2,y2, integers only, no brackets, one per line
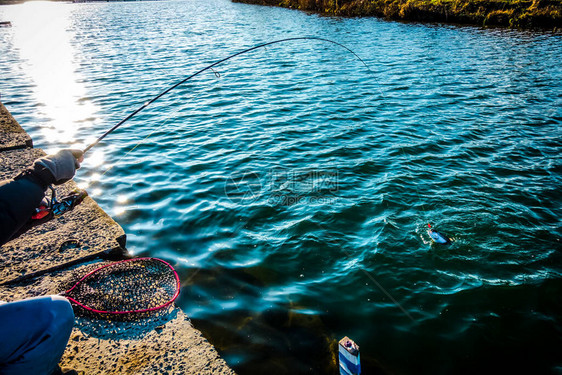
36,149,84,185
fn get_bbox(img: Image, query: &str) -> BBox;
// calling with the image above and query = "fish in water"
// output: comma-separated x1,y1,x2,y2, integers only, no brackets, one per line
427,224,451,244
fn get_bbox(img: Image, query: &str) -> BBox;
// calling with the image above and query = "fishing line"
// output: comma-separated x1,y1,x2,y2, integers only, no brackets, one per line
396,120,451,244
83,36,372,154
400,146,429,221
88,94,203,186
370,71,438,242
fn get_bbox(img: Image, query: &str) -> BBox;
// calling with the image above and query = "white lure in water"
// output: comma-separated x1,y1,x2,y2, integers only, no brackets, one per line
427,224,451,244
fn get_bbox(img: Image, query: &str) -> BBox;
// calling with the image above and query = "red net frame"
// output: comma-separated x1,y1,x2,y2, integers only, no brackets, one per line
63,257,180,316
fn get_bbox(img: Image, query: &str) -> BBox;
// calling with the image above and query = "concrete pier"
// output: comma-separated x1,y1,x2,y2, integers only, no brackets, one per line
0,101,235,375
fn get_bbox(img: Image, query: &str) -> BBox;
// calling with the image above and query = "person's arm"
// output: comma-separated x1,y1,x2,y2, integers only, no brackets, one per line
0,150,83,245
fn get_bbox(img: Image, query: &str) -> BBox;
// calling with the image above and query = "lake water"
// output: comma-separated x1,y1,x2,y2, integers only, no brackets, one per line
1,1,561,373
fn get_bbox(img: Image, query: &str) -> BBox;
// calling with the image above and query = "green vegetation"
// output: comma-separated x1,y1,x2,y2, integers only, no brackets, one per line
233,0,562,28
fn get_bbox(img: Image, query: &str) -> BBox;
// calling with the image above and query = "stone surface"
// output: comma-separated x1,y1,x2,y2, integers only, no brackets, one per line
64,310,235,375
0,261,235,375
0,146,44,179
0,148,127,284
0,104,235,374
0,102,33,151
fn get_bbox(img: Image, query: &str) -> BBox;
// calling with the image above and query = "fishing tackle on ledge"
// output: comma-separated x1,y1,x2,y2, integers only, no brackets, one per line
32,186,88,221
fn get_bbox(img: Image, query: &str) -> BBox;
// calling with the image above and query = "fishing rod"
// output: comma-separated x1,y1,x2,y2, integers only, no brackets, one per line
83,36,371,154
32,37,369,224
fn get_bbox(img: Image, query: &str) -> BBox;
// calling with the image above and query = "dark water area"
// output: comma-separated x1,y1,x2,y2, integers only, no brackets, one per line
1,0,561,373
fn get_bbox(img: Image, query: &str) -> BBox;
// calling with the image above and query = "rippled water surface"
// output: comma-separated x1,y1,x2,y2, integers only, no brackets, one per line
1,1,561,373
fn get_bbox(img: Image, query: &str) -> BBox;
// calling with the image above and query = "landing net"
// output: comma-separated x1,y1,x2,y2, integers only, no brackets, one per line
64,258,180,318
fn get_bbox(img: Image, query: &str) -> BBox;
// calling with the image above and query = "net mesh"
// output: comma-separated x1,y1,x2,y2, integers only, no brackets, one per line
64,258,179,317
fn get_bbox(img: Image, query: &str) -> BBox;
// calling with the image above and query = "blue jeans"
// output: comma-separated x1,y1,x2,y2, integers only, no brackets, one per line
0,296,74,375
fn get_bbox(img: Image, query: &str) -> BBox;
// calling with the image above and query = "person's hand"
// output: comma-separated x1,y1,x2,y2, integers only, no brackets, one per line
36,149,84,185
70,149,84,165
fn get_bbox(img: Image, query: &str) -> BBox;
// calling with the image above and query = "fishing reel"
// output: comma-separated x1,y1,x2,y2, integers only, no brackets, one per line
32,186,88,221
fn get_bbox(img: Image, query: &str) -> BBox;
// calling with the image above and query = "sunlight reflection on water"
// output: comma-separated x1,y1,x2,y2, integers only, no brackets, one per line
9,1,97,144
1,1,561,374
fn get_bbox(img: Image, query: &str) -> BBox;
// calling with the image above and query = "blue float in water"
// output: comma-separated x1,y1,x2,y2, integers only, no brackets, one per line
427,224,451,244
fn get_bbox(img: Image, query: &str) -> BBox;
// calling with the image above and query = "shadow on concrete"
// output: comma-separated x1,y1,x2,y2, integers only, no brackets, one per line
74,307,180,340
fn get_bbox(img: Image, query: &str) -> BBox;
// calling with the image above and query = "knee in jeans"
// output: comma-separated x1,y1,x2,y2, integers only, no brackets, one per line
49,295,75,330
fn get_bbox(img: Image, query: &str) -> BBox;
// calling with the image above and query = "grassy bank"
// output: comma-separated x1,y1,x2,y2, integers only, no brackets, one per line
233,0,562,28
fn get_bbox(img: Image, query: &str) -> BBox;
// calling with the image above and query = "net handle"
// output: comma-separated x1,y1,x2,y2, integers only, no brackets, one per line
62,257,181,315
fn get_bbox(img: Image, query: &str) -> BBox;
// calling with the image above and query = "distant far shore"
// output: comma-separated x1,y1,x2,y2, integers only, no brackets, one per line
0,0,148,5
232,0,562,29
1,0,560,29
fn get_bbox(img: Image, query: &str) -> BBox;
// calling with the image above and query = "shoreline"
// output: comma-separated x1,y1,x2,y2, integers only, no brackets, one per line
233,0,562,29
0,0,155,5
0,101,235,375
3,0,559,29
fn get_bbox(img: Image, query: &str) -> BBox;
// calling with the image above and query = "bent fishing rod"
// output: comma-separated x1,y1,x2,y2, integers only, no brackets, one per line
82,36,371,154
